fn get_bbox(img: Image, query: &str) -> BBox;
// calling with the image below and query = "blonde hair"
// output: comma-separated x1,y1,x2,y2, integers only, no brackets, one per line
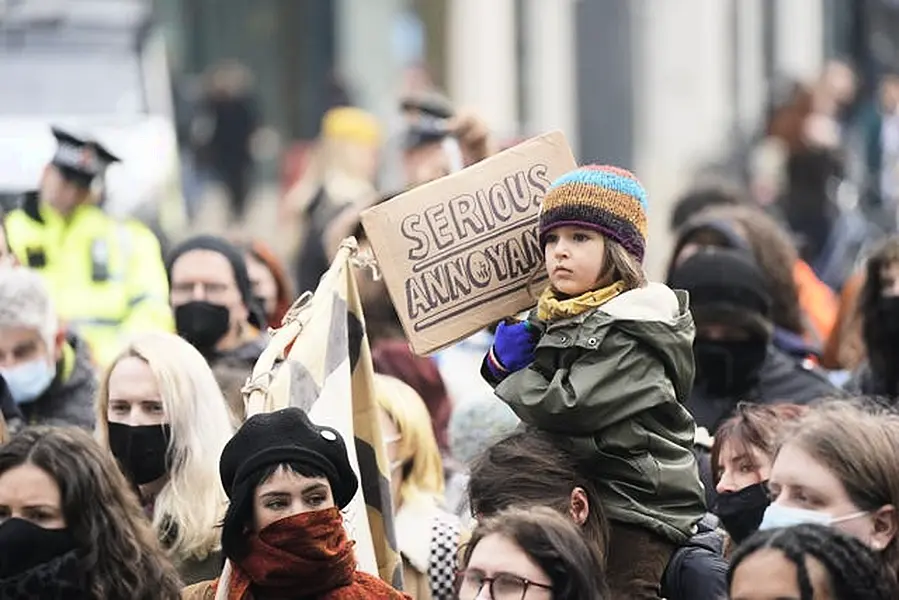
374,374,445,505
96,332,233,564
777,399,899,581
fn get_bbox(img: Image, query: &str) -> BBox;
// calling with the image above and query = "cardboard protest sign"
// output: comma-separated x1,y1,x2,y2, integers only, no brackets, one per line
361,131,577,355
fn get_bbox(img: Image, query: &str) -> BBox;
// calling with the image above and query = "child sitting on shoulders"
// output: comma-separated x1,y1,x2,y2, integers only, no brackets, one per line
482,165,706,599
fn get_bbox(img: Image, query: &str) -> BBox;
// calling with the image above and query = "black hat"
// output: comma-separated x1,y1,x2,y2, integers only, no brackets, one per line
669,247,773,338
50,127,120,187
400,91,455,120
673,218,752,257
401,91,455,150
166,235,265,329
220,407,359,509
403,118,452,150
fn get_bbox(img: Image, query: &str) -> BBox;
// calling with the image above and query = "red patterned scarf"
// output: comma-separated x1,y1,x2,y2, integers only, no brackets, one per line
221,508,408,600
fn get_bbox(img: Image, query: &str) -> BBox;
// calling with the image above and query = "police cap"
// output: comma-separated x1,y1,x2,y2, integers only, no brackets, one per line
50,127,120,188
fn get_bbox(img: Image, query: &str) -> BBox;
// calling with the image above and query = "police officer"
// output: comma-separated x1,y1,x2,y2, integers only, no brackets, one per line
5,127,173,366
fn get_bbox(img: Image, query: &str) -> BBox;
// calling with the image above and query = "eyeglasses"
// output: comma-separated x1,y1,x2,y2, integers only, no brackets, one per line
457,569,553,600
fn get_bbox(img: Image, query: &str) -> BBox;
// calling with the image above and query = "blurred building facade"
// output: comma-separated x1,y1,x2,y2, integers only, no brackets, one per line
153,0,899,272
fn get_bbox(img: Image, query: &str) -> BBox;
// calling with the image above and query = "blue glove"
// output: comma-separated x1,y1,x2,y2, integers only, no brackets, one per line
488,320,539,375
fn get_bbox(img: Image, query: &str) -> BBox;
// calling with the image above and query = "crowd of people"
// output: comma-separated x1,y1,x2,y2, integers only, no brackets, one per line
3,58,899,600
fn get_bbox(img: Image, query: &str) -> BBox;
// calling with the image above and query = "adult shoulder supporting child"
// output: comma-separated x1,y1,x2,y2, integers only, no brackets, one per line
481,165,706,600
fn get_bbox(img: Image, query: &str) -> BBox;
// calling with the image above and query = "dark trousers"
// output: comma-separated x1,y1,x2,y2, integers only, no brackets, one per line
218,164,251,222
606,522,677,600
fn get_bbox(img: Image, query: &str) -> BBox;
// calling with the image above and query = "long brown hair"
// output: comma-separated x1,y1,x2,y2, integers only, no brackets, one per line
859,236,899,392
776,400,899,582
461,506,609,600
244,240,294,329
0,427,183,599
468,431,609,567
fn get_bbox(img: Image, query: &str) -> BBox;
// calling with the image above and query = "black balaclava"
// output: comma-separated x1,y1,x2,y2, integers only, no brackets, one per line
669,247,773,398
667,218,753,281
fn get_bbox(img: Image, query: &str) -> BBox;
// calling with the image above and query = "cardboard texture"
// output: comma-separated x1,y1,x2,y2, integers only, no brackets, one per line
361,131,577,355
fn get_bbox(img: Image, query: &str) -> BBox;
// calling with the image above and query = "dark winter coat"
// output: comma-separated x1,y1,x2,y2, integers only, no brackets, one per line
485,283,707,544
687,346,839,433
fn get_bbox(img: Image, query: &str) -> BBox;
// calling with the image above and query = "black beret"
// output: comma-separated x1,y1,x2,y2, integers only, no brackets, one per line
220,407,359,509
668,247,772,318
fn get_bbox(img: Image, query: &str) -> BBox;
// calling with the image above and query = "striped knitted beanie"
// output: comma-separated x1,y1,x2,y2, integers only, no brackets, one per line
539,165,649,263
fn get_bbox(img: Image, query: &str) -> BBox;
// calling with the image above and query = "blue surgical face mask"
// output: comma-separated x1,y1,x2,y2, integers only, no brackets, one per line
759,502,868,531
1,358,55,405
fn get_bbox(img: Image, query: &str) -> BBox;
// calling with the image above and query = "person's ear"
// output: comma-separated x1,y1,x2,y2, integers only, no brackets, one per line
236,301,250,327
870,505,897,552
569,487,590,526
53,328,66,362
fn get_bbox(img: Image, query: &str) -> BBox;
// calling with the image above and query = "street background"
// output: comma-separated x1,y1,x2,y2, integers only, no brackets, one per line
153,0,895,278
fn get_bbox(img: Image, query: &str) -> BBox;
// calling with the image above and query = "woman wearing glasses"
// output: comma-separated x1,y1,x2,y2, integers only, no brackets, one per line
458,506,608,600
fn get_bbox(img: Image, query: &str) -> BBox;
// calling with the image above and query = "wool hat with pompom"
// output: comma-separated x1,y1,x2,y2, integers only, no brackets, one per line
539,165,649,263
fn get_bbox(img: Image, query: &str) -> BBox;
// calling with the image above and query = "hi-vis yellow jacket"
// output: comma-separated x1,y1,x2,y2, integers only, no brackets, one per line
5,194,174,367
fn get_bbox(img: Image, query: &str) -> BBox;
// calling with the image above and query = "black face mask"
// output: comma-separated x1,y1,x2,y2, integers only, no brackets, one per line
175,300,230,354
694,339,767,396
0,518,77,580
713,481,771,544
877,297,899,338
107,422,172,485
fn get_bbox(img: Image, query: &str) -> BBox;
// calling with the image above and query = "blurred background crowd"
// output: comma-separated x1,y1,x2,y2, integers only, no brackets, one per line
6,1,899,598
7,0,899,281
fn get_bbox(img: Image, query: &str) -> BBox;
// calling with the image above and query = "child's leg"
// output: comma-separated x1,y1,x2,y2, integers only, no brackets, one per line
606,522,677,600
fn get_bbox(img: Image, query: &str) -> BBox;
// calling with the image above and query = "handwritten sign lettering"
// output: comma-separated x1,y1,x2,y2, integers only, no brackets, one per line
361,131,576,355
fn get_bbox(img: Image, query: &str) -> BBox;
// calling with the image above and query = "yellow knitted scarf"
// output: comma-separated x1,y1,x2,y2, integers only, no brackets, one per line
537,281,626,321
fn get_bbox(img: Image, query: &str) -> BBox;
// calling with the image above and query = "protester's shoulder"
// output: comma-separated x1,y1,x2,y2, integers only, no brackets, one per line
661,513,728,600
65,333,98,388
240,332,270,358
663,541,729,600
35,334,96,429
778,349,836,386
120,217,165,246
599,282,691,329
211,336,268,370
843,361,877,395
352,571,411,599
54,366,97,422
4,205,29,226
760,348,839,402
177,551,225,588
180,580,215,600
5,192,41,227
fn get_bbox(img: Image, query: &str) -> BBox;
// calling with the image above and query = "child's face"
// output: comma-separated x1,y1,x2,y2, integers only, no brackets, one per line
544,226,606,296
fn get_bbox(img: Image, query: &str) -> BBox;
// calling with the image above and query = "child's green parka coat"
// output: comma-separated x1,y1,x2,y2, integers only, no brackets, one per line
488,282,706,543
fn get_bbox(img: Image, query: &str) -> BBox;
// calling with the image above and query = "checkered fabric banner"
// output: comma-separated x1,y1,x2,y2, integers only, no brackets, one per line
217,238,402,595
